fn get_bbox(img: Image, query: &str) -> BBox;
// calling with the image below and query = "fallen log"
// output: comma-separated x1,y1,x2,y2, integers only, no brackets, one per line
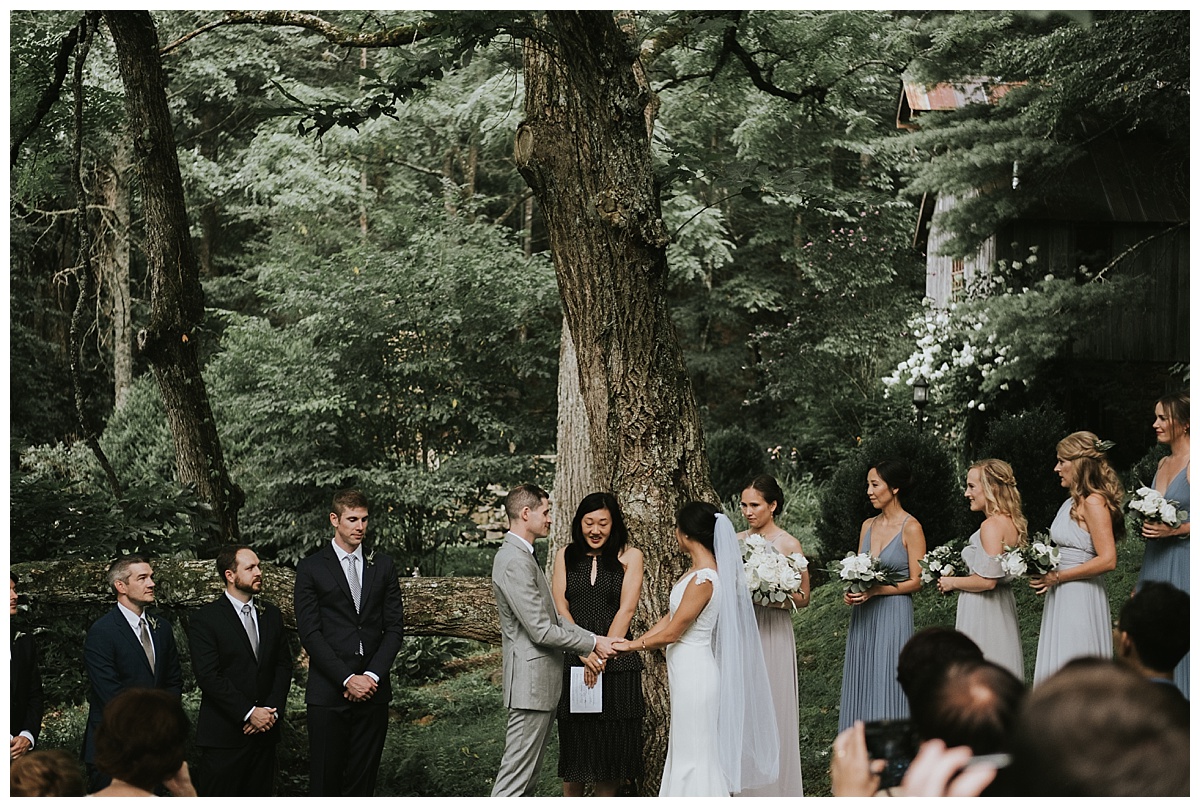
10,560,501,644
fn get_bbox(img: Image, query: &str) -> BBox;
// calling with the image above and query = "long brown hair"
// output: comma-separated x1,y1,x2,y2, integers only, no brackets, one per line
1056,431,1126,539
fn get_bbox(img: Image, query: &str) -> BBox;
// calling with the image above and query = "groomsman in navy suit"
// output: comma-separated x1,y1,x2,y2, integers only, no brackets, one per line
294,489,405,795
10,574,43,761
189,545,292,796
82,554,182,792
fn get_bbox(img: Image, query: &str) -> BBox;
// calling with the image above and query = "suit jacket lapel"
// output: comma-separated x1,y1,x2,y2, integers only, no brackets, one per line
219,596,259,664
323,545,356,608
110,607,153,675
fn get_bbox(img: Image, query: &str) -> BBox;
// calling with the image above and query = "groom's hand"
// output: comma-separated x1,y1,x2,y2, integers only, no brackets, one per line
593,635,617,659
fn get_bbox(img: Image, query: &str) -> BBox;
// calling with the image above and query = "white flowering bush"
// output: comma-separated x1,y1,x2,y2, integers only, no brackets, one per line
1127,486,1188,530
881,247,1129,442
741,534,809,606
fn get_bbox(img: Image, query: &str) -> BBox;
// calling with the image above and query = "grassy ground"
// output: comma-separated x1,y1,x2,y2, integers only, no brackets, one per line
36,536,1147,797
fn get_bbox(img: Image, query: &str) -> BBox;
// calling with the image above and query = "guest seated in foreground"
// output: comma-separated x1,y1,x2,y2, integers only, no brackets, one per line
1008,658,1188,796
91,688,196,797
1116,580,1189,703
10,749,87,797
896,626,984,720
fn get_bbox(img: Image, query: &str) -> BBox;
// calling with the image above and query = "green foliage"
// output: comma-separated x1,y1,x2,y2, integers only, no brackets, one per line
11,441,215,562
393,636,488,685
975,404,1068,532
817,424,968,564
705,427,769,503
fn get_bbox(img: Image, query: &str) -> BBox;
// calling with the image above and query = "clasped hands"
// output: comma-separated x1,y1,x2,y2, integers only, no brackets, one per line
343,672,378,703
242,706,278,735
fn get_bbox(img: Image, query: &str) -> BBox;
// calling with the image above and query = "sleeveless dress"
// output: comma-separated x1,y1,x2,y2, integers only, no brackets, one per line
956,529,1024,680
659,568,728,797
1032,499,1113,685
1136,464,1190,697
738,540,804,797
555,553,644,783
838,520,913,732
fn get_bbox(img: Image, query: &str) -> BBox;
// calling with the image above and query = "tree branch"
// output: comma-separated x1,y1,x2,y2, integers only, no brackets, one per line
1093,221,1187,282
11,16,85,167
722,21,828,104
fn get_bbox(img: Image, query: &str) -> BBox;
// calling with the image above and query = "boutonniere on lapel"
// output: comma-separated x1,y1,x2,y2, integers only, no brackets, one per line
145,614,160,631
12,630,25,642
253,598,266,617
363,549,376,569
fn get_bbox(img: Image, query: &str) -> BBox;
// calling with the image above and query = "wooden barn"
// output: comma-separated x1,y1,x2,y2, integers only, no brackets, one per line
897,76,1189,457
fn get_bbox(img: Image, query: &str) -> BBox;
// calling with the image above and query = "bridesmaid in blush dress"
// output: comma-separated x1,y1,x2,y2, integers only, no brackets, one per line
938,459,1026,680
838,459,926,733
1135,392,1190,696
737,474,808,797
1031,431,1125,684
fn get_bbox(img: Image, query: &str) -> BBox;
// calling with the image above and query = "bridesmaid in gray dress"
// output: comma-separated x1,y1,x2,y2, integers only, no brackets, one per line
737,474,809,796
838,459,926,732
938,459,1026,680
1031,431,1125,685
1135,392,1190,696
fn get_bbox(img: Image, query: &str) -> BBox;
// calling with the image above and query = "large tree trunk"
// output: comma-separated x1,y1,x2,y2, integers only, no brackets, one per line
12,560,500,642
548,315,596,574
103,11,243,549
93,138,135,409
515,11,717,792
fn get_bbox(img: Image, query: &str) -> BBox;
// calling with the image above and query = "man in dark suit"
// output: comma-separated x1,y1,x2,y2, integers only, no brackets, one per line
10,574,43,761
188,545,292,796
82,554,182,792
294,489,404,795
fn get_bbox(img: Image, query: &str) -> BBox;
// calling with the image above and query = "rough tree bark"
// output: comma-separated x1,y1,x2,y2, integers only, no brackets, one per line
103,11,244,548
548,316,597,573
11,560,500,643
92,138,135,409
515,12,718,792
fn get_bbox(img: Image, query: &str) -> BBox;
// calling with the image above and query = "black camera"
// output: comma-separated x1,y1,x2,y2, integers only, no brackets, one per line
863,719,919,789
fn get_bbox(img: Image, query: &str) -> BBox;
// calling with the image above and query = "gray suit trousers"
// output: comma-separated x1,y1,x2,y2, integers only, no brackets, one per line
490,707,556,796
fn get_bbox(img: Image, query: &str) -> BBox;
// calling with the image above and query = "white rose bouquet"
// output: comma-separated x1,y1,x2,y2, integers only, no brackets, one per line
1018,535,1060,576
828,551,906,594
918,543,963,584
1127,486,1189,532
741,534,809,607
999,547,1028,579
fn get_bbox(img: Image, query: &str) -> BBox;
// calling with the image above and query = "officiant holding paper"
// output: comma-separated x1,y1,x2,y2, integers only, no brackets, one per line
551,492,646,798
490,486,619,797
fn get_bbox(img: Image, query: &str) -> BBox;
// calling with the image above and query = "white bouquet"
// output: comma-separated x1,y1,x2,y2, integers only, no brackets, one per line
1019,535,1060,576
741,534,809,607
999,547,1028,579
918,543,963,584
1127,486,1188,530
828,551,906,594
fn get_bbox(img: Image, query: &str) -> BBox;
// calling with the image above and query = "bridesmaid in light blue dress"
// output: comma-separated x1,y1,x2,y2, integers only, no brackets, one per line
1136,392,1190,696
838,459,926,732
1032,431,1125,685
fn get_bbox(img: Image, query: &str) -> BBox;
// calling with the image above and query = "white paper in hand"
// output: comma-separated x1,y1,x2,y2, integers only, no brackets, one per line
569,666,602,713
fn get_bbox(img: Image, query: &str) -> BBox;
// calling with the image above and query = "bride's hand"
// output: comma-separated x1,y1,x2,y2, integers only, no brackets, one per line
610,638,631,654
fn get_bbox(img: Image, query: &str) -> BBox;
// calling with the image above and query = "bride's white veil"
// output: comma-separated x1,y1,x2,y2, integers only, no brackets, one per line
713,511,780,793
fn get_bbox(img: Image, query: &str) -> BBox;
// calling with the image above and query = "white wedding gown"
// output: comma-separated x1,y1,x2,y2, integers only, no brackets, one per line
659,568,729,797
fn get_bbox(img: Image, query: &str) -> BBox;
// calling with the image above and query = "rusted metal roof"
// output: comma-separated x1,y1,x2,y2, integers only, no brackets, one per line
896,75,1021,129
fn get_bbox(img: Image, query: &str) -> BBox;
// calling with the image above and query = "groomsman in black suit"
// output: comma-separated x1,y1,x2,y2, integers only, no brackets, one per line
82,554,182,792
10,574,43,761
188,545,293,796
294,489,405,795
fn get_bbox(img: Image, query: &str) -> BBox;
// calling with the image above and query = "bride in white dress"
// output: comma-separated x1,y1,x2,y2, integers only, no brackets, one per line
615,502,778,796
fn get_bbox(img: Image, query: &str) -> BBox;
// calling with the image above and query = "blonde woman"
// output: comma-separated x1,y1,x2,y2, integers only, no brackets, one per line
937,459,1027,680
1031,432,1125,684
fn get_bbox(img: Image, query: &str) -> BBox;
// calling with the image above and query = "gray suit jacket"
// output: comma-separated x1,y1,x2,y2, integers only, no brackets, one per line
492,533,594,711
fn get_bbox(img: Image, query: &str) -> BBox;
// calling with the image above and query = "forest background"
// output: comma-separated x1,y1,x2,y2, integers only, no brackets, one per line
9,9,1188,796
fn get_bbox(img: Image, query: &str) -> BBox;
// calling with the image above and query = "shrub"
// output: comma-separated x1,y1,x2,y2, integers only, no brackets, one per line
706,427,770,503
817,423,967,564
975,404,1067,534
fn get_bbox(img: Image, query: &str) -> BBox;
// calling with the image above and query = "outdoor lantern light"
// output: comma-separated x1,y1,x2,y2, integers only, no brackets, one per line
912,375,929,433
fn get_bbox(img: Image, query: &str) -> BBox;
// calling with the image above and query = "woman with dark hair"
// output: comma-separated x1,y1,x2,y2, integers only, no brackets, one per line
1031,431,1124,684
838,459,926,732
737,474,808,796
92,687,195,797
1136,392,1189,696
614,502,778,795
550,492,645,796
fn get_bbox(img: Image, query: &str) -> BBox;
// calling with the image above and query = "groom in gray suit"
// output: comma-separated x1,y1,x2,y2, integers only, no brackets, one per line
490,484,617,796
